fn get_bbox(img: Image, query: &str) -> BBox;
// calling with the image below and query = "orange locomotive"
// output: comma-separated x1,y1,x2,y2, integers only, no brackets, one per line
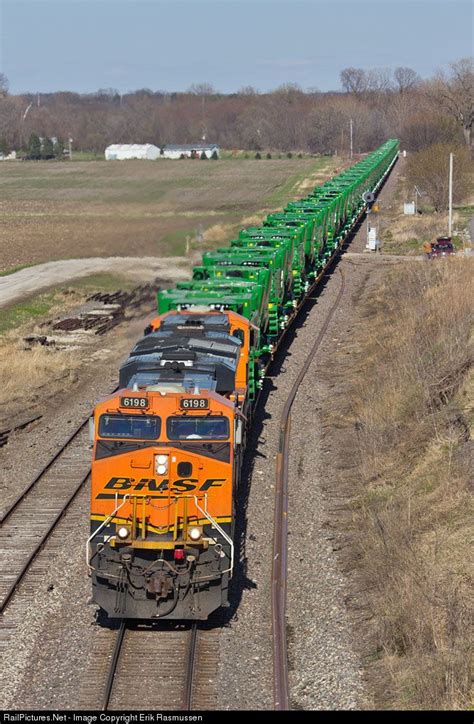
88,311,251,619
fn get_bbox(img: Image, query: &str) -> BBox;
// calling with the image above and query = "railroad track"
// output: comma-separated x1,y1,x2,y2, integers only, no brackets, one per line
0,380,121,615
101,622,219,710
272,267,346,710
0,419,92,614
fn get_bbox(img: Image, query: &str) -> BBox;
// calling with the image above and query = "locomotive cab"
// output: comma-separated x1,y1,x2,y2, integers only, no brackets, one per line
89,388,241,620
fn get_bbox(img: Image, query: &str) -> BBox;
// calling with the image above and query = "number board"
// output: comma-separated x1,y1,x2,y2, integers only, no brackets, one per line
120,396,149,409
180,398,209,410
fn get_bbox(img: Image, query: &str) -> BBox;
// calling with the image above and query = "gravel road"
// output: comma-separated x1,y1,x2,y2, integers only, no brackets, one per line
0,256,190,308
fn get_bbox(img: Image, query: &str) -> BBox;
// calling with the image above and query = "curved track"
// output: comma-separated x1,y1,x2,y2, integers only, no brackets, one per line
272,268,346,709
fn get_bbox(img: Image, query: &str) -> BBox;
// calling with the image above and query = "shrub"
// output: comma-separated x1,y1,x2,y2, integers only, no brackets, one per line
200,151,208,160
255,152,261,159
266,152,272,159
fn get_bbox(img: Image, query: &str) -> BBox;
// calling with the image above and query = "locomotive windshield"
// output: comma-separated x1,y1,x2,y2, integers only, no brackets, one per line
98,414,161,439
167,416,229,440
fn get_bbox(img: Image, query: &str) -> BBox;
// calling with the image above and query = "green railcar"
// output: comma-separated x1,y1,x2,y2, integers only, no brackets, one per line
200,247,289,335
156,139,400,349
176,278,270,332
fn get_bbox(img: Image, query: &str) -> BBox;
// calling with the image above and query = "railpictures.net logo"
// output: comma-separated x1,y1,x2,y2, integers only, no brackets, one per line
3,716,204,724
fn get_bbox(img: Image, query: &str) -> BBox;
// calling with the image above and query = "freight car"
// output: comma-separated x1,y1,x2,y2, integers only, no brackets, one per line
88,139,399,620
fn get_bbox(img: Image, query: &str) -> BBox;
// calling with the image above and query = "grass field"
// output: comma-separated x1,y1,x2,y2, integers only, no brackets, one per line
0,156,341,273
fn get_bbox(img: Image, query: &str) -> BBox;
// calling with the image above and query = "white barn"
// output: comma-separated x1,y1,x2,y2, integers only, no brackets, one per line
105,144,160,160
161,144,220,159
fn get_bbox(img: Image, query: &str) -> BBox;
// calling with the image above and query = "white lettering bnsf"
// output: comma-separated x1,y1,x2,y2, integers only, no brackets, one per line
104,477,225,492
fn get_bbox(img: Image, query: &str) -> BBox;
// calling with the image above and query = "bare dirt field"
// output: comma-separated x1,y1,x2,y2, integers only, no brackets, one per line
0,157,340,273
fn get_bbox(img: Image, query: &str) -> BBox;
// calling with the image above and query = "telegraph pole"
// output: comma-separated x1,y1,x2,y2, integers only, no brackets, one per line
350,118,353,159
448,152,453,237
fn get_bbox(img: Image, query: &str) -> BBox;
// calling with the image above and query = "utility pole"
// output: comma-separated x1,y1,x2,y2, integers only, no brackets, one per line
448,152,453,237
350,118,353,159
68,137,73,161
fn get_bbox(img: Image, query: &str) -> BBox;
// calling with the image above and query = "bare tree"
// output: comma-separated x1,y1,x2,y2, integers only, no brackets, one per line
406,142,471,211
0,73,9,96
340,67,367,96
187,83,217,96
366,68,393,93
394,67,420,94
237,86,259,95
430,58,474,146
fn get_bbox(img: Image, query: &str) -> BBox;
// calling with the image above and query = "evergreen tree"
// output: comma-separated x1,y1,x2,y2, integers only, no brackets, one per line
28,133,41,160
41,137,55,159
266,152,272,159
211,149,219,160
200,151,208,160
255,152,262,159
54,137,65,160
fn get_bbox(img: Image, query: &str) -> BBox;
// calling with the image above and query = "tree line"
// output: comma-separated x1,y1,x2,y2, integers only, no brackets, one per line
0,59,471,155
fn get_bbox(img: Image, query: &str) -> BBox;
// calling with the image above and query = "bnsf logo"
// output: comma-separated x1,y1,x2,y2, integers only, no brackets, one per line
104,477,225,493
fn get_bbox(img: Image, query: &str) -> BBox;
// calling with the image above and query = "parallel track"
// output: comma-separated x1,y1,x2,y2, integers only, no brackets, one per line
272,268,346,709
102,622,219,711
0,386,119,615
0,423,92,614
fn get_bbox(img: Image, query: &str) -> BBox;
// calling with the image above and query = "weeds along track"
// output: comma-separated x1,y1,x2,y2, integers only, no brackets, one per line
272,268,346,710
96,622,219,711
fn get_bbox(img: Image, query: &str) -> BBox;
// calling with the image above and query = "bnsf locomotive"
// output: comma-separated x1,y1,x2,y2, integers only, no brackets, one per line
88,140,399,620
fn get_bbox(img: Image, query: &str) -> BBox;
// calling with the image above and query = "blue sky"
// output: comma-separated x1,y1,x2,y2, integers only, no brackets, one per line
0,0,472,94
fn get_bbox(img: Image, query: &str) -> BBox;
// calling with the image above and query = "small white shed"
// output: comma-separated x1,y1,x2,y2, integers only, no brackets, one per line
105,144,160,160
161,144,220,159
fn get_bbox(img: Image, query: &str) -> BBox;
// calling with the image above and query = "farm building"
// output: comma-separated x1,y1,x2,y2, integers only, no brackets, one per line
105,144,160,160
161,144,220,159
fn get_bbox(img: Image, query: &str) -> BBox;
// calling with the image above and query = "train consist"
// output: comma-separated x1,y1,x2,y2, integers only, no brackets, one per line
88,139,399,620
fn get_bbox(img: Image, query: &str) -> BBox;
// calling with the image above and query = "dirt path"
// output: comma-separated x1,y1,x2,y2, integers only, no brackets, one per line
0,256,190,308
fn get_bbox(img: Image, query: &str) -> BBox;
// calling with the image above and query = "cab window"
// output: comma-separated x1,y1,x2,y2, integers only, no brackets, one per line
167,416,229,440
99,414,161,439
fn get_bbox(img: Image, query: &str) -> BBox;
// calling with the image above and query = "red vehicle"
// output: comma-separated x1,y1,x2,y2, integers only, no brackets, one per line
429,237,456,259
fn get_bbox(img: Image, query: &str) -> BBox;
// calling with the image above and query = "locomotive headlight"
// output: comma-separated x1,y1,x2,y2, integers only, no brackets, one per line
189,526,203,541
155,454,168,475
117,526,130,540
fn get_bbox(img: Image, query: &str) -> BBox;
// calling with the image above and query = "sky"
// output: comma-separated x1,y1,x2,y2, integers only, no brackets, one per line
0,0,472,94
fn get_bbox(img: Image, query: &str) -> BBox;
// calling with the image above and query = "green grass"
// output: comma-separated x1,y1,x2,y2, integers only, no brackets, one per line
159,229,193,255
454,203,474,227
0,292,59,335
65,272,137,292
0,263,37,277
69,151,104,161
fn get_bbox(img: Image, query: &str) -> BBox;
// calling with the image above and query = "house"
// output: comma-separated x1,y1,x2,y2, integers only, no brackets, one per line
105,144,160,160
160,144,220,159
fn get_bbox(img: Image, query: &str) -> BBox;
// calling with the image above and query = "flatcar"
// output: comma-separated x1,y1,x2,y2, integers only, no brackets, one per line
88,140,399,620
